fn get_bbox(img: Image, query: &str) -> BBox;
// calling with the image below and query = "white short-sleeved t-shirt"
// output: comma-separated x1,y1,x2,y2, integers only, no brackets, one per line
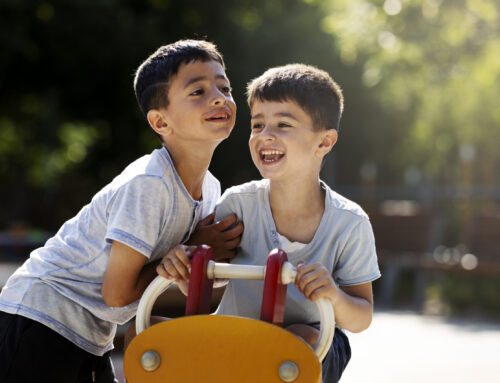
0,147,220,355
215,179,380,326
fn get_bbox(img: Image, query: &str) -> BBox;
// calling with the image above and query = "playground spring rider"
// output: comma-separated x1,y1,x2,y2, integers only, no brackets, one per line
124,245,336,382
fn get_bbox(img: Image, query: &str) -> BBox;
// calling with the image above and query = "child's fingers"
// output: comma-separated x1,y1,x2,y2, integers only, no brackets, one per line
156,262,171,279
307,284,332,302
214,214,238,231
157,246,192,281
296,262,317,276
198,212,216,226
296,262,327,278
295,264,320,287
301,278,329,300
163,258,187,281
220,221,244,241
157,260,178,280
175,246,193,267
296,265,330,292
296,269,319,292
169,254,190,281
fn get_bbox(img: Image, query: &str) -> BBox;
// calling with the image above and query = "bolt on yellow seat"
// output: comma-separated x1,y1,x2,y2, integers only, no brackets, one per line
123,246,335,382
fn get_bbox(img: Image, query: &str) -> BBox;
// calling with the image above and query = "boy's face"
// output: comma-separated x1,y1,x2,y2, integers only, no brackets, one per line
159,60,236,143
249,100,334,182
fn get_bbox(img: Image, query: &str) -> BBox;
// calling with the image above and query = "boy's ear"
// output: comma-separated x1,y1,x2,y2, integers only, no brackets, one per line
316,129,338,158
147,109,172,137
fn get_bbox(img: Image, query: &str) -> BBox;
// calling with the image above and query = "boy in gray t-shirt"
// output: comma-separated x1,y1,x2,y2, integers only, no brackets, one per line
214,64,381,382
0,40,242,383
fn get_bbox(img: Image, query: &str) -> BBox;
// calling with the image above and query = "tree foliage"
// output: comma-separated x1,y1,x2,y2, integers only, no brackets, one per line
319,0,500,185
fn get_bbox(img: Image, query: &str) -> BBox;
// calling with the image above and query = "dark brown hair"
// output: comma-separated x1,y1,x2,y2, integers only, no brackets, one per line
134,40,225,117
247,63,344,131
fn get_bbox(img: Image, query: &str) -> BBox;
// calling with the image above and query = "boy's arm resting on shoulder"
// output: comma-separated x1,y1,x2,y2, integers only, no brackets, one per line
295,262,374,333
102,241,161,307
186,211,243,261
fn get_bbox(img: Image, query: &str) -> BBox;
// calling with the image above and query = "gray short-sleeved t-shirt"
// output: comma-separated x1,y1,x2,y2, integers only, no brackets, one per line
215,179,380,326
0,147,220,355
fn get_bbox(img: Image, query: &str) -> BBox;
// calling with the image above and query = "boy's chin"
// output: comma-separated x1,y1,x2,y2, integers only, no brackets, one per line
211,125,235,140
255,168,280,181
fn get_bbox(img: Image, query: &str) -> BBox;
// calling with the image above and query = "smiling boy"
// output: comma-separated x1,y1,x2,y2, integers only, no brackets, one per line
0,40,242,383
214,64,381,382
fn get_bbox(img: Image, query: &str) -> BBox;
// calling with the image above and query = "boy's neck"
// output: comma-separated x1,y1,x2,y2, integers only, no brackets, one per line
164,140,217,200
268,177,325,243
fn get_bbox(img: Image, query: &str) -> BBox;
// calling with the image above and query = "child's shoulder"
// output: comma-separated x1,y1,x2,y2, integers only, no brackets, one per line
323,182,369,221
99,148,175,196
122,147,173,178
222,179,268,198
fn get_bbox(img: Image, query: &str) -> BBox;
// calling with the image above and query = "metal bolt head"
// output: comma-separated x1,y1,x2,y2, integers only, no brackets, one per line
141,350,161,372
278,361,300,382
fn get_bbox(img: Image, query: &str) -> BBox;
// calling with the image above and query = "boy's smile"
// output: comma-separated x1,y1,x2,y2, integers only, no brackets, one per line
205,108,232,122
160,60,236,143
249,100,328,182
260,149,285,163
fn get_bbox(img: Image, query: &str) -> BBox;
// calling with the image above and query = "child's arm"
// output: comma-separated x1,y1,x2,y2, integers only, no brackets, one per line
102,241,160,307
102,242,195,307
103,211,240,307
295,262,374,334
186,212,243,261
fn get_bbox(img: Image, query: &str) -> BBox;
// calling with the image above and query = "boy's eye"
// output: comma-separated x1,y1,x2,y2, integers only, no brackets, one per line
190,89,204,96
278,122,292,128
251,123,264,130
221,86,232,94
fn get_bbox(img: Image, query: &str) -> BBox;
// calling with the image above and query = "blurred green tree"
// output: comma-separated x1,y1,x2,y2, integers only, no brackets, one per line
319,0,500,187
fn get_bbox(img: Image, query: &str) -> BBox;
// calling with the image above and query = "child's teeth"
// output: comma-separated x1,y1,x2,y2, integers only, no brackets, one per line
261,150,284,162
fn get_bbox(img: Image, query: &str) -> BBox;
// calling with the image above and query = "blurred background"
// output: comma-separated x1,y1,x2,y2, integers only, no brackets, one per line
1,0,499,381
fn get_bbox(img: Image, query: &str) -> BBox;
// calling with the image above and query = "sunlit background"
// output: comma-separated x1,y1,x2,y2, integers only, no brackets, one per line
1,0,499,381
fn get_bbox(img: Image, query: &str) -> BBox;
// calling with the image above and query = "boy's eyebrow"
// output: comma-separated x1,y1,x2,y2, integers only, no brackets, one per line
276,112,299,121
251,113,264,120
184,74,228,89
251,112,299,121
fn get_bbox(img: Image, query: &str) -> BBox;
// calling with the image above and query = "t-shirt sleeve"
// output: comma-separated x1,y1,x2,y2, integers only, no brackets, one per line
105,176,171,258
201,171,221,219
214,189,241,223
334,218,381,286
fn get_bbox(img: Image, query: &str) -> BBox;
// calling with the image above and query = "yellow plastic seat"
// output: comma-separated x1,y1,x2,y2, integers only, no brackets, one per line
124,315,321,383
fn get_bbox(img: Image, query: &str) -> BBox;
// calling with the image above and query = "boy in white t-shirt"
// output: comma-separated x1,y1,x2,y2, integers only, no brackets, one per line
212,64,381,382
0,40,242,382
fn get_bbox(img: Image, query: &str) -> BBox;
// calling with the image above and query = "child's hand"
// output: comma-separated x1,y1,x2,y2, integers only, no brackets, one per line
295,262,339,304
186,212,243,261
157,245,196,282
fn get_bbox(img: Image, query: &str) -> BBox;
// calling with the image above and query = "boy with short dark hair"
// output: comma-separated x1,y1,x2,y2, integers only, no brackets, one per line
214,64,381,382
0,39,242,383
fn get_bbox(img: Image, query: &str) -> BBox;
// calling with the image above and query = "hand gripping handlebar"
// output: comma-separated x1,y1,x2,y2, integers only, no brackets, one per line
135,258,335,362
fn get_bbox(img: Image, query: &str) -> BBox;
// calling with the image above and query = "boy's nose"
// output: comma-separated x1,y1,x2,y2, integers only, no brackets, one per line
212,96,224,106
261,125,275,140
210,90,226,106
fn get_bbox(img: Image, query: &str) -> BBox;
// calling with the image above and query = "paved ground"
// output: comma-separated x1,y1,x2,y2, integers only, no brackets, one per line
112,310,500,382
342,311,500,383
